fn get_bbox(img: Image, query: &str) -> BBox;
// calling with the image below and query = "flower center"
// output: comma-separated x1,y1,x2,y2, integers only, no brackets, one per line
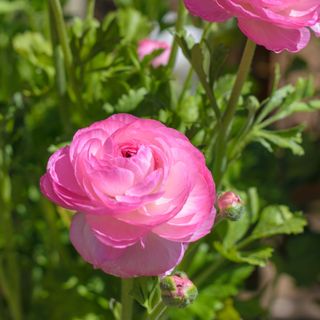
121,145,138,158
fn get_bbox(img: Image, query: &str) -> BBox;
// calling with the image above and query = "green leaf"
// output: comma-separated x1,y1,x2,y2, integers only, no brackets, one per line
131,277,160,313
214,242,273,267
253,126,304,155
0,1,28,14
114,87,148,112
222,214,251,249
247,187,260,224
117,8,150,42
257,85,294,122
249,205,306,241
265,99,320,124
216,299,241,320
13,32,53,76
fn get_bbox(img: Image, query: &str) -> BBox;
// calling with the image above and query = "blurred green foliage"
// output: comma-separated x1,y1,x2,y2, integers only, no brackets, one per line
0,1,319,319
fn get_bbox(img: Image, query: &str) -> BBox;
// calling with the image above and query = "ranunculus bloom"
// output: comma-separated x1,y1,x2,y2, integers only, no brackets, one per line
138,39,171,67
184,0,320,52
40,114,215,277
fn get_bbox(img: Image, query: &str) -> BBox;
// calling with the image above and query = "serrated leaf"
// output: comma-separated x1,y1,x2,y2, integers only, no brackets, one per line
253,126,304,155
13,32,53,75
257,85,294,122
117,8,150,42
265,99,320,124
249,205,306,241
114,87,147,112
214,242,273,267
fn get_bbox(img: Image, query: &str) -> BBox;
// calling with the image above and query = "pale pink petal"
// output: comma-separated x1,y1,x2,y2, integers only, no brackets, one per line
70,213,123,266
238,18,311,52
86,214,149,248
70,213,185,277
153,173,215,242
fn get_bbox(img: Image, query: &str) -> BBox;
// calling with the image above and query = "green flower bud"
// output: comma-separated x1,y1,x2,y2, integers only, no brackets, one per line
218,192,245,221
160,272,198,308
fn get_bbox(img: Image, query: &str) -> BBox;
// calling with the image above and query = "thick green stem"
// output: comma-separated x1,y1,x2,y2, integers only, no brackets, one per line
213,39,256,187
168,0,187,70
121,278,134,320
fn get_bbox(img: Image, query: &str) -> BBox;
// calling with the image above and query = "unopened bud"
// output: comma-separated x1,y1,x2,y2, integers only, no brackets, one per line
160,272,198,308
218,192,245,221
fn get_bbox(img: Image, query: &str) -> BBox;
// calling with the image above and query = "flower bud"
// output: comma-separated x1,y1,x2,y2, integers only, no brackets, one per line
160,272,198,308
217,192,245,221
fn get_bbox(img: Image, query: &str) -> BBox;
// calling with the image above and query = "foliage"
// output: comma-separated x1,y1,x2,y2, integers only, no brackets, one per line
0,1,318,319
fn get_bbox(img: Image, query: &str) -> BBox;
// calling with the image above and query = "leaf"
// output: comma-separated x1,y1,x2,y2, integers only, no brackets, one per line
222,214,251,249
0,1,28,14
257,85,294,122
266,99,320,124
247,187,260,224
117,8,150,42
13,32,53,76
131,277,160,313
216,299,241,320
253,126,305,155
249,205,307,241
114,87,148,112
214,242,273,267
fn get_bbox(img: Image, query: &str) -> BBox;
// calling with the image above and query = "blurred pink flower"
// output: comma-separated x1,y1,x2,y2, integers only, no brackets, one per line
138,39,171,67
40,114,215,277
184,0,320,52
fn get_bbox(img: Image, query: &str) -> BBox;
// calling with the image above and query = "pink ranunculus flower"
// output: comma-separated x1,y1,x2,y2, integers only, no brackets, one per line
138,39,171,67
184,0,320,53
40,114,215,277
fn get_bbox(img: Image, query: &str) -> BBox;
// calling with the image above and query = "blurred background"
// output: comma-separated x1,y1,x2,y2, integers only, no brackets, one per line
0,0,319,319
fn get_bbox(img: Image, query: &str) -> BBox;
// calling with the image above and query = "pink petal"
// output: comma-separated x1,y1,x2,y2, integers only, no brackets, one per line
47,146,84,194
238,18,311,52
70,213,185,277
153,173,215,242
184,0,231,22
86,213,149,248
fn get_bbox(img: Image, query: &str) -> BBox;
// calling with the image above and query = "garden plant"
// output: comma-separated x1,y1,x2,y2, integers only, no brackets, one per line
1,0,320,319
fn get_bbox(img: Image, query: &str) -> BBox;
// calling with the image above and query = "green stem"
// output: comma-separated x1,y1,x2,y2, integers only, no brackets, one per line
0,154,22,320
121,278,134,320
178,67,193,105
148,301,167,320
86,0,95,20
194,256,224,287
213,39,256,187
48,0,73,73
168,0,186,70
48,4,71,133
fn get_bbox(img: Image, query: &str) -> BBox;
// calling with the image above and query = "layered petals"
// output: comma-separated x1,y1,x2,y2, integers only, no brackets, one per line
184,0,320,52
40,114,215,277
